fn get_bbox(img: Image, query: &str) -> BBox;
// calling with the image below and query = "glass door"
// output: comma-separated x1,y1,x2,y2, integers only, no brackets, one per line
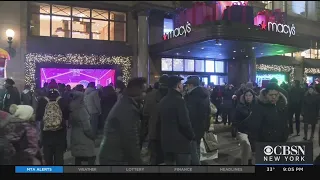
200,76,209,87
210,75,218,86
210,75,227,86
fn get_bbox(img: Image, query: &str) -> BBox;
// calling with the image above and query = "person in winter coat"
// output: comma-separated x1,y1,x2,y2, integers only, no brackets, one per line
302,86,319,141
84,82,101,138
184,76,210,165
99,86,117,134
69,90,96,165
36,83,69,165
159,76,195,165
234,89,256,165
115,80,126,100
288,80,304,135
21,85,33,106
221,84,235,125
210,86,222,124
270,78,288,97
143,75,169,165
248,83,289,151
99,77,147,165
234,83,246,102
0,105,43,165
3,78,20,113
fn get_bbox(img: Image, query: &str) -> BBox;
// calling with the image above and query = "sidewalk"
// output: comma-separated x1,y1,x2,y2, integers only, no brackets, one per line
64,123,320,165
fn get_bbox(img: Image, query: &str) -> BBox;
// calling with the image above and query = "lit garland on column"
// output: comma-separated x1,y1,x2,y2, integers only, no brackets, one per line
25,53,132,89
256,64,295,83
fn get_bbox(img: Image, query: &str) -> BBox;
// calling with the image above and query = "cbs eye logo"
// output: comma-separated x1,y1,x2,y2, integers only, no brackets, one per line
264,146,273,156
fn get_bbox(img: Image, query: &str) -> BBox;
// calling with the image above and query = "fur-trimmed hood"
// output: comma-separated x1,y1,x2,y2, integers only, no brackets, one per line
70,91,85,111
304,90,318,96
258,88,288,107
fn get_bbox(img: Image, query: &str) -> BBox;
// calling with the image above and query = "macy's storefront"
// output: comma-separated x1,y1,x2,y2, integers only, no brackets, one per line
148,2,315,86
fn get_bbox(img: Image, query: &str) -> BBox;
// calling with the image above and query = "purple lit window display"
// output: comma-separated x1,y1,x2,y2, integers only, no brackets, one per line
40,68,115,88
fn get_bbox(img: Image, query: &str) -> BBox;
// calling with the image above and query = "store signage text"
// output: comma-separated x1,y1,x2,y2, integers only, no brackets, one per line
267,22,296,37
231,1,247,6
163,22,191,40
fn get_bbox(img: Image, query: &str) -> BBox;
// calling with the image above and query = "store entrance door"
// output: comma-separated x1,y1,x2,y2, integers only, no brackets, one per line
199,76,209,86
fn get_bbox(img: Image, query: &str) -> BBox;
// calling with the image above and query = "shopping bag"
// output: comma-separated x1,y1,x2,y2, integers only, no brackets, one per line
203,131,219,152
200,138,218,161
210,102,217,115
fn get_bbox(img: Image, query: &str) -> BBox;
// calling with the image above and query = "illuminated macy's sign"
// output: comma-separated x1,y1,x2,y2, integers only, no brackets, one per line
163,22,191,40
260,21,296,37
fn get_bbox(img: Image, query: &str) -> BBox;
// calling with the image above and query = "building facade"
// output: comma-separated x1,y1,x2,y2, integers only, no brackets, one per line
0,1,320,90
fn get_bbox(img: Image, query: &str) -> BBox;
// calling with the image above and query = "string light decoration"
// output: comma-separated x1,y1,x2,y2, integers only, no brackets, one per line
303,73,308,83
256,64,295,83
25,53,132,89
304,68,320,74
304,68,320,83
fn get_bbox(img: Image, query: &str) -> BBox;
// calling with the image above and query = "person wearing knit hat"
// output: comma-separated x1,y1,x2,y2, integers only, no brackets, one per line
158,74,169,88
288,80,303,136
158,75,195,165
247,82,288,147
0,105,44,165
234,88,256,165
48,80,59,90
3,78,20,113
9,104,34,121
35,79,68,165
143,74,169,165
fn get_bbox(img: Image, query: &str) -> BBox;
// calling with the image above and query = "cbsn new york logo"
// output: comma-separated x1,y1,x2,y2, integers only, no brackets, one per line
263,145,306,162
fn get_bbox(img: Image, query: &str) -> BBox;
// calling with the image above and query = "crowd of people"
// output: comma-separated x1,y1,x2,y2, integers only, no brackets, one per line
0,75,319,165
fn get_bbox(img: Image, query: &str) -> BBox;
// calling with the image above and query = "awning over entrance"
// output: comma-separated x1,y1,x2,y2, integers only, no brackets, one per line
149,21,314,60
305,59,320,68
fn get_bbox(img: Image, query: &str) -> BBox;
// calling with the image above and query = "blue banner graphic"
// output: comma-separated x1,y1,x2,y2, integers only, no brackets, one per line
15,166,63,173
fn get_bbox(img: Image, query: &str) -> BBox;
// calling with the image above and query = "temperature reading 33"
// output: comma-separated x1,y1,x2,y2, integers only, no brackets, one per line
266,167,275,172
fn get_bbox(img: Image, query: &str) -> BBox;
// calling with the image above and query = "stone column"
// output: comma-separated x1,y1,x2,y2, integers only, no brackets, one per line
240,58,249,83
294,65,304,82
227,60,240,85
249,56,257,83
137,10,150,82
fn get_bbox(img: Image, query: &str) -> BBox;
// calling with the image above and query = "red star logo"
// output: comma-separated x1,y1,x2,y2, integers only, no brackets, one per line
259,21,267,30
163,34,168,40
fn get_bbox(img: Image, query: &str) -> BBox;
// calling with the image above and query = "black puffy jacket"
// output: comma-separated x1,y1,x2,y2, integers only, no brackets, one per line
248,88,289,151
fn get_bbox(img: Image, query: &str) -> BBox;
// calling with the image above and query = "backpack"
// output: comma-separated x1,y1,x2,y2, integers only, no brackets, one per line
43,97,63,131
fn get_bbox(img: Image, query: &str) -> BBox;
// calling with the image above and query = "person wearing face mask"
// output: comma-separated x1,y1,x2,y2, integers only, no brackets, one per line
234,89,256,165
159,76,195,165
248,83,289,154
302,86,319,141
99,77,147,165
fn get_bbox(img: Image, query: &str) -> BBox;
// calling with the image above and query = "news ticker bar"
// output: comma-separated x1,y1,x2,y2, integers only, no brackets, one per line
15,165,316,174
15,166,256,173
